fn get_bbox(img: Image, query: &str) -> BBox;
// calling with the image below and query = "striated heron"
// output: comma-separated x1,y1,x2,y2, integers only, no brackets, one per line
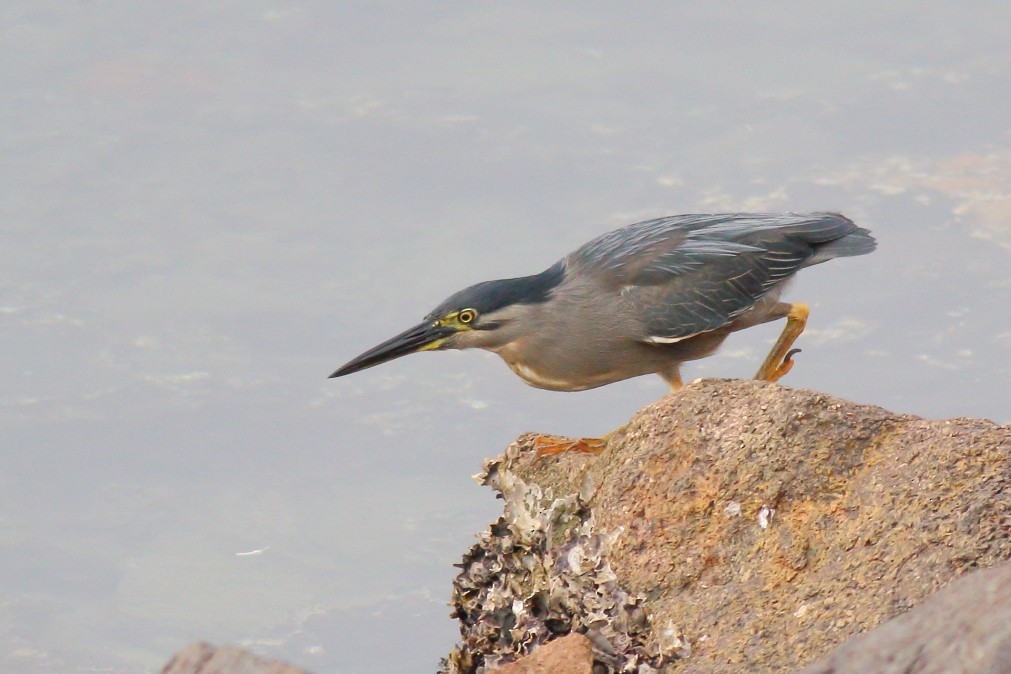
330,212,875,452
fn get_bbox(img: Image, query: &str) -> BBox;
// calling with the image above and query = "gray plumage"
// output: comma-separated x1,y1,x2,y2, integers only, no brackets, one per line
330,212,875,392
570,212,873,342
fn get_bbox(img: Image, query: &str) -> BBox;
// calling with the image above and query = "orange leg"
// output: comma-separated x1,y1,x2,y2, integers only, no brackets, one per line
755,302,809,383
533,434,607,457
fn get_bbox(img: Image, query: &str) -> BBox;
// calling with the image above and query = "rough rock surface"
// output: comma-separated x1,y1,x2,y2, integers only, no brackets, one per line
797,559,1011,674
443,379,1011,673
160,642,310,674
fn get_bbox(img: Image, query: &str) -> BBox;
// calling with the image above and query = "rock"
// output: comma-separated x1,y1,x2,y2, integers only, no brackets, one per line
796,560,1011,674
442,379,1011,673
489,633,594,674
160,642,310,674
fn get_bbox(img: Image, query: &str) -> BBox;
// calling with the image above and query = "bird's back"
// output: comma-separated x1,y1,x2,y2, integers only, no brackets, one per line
573,212,873,274
567,212,875,342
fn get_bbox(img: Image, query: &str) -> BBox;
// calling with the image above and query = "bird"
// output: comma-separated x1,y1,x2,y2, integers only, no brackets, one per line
330,212,876,452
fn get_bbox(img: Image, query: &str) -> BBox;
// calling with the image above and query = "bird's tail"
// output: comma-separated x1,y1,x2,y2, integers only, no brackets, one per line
801,214,877,266
810,227,876,262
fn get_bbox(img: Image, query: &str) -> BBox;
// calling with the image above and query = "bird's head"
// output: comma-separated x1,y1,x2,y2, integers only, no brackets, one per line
329,261,565,378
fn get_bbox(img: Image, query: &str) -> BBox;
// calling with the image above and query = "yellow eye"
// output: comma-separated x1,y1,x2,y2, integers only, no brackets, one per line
457,308,477,324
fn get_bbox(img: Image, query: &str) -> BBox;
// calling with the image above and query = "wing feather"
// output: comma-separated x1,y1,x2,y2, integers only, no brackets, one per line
568,213,862,341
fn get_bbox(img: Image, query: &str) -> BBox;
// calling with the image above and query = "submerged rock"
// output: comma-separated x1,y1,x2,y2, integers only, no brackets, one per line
160,642,309,674
442,379,1011,673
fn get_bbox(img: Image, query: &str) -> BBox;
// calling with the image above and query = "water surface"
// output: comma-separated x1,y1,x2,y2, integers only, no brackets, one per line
3,3,1009,673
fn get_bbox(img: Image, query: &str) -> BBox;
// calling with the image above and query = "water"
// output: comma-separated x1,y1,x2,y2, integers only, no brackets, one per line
3,2,1009,672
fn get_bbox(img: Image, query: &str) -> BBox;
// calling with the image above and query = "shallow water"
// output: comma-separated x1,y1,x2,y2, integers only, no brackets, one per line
3,3,1009,673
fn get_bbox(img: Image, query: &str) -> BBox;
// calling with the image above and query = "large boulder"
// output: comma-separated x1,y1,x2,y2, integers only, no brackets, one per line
442,379,1010,673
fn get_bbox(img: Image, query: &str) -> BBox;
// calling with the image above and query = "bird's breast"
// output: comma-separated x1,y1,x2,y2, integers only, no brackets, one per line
493,341,613,391
506,361,596,391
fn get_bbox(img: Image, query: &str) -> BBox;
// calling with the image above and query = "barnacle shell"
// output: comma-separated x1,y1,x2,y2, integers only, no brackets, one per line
441,454,668,673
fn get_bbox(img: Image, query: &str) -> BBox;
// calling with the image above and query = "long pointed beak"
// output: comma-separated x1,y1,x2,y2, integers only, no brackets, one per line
329,320,457,378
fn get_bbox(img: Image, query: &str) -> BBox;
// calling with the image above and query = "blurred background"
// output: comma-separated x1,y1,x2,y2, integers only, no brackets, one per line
3,2,1009,672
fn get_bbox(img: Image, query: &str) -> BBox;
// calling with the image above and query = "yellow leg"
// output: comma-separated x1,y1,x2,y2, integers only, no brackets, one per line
662,369,683,391
755,302,809,382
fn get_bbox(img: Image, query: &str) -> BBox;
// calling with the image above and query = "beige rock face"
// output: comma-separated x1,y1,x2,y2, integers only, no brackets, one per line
444,379,1010,673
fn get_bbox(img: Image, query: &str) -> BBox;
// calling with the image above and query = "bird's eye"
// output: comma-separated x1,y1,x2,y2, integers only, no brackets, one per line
457,308,477,324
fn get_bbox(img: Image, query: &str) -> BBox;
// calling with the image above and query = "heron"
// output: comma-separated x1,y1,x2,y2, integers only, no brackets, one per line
330,212,875,452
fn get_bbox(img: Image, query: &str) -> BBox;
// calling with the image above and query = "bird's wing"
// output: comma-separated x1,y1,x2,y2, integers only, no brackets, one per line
571,213,854,341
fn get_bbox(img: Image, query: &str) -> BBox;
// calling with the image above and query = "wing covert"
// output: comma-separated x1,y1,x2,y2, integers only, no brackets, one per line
569,213,856,341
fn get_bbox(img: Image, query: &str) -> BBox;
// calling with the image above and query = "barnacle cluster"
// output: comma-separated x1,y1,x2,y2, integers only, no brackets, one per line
440,456,677,673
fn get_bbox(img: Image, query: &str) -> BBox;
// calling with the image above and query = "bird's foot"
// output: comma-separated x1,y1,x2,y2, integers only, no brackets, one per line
763,347,802,383
533,434,607,457
755,302,809,382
